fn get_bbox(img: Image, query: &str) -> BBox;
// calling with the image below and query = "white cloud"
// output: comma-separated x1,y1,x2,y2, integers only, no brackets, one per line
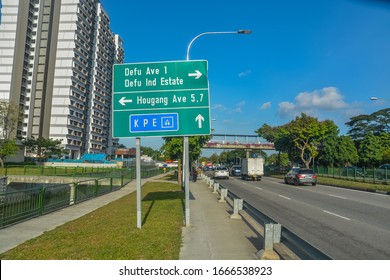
277,87,349,119
278,101,297,118
236,101,246,107
211,104,227,110
238,70,252,78
295,87,347,110
234,101,246,112
260,102,271,110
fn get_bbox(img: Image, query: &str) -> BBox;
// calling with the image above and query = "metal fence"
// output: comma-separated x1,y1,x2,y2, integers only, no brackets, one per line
315,166,389,184
1,165,119,177
0,167,163,229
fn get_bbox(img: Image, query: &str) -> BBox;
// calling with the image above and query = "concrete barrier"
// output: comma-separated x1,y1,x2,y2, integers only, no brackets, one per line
256,223,281,260
230,198,243,219
212,182,219,194
219,188,228,203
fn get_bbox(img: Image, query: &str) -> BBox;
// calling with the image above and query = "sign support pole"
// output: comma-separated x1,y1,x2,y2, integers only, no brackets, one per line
136,137,142,229
184,136,190,226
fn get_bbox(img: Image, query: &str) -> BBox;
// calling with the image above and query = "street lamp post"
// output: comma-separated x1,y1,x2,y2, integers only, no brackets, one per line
183,29,251,226
186,30,252,61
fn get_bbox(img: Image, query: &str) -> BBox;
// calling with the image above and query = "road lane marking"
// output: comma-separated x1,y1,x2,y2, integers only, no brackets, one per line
328,194,347,200
255,187,263,190
278,195,291,200
323,210,351,221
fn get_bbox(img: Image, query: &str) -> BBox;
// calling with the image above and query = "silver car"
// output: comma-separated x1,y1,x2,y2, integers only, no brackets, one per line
284,168,317,186
213,166,229,180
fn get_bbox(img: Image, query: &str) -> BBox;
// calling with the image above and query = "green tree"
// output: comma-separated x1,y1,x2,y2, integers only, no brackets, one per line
358,132,383,167
0,101,22,140
0,102,23,167
161,135,211,162
218,150,229,164
209,153,219,164
0,140,19,167
379,132,390,163
346,108,390,141
266,152,289,167
319,135,358,167
372,108,390,134
140,146,161,160
256,124,293,153
335,136,359,166
24,137,65,161
318,135,338,166
257,113,339,168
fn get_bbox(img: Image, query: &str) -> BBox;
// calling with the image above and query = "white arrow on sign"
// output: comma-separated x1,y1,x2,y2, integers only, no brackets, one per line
188,70,202,79
195,114,205,128
119,97,133,106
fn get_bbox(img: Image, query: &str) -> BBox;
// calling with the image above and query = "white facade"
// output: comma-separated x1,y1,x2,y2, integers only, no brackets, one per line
0,0,123,159
0,1,18,101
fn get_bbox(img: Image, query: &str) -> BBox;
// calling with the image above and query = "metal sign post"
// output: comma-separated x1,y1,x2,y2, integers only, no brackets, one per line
184,136,190,226
136,137,142,229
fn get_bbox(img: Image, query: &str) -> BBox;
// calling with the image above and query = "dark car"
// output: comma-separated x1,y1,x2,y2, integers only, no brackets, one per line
341,166,366,177
229,165,241,176
377,164,390,180
284,168,317,186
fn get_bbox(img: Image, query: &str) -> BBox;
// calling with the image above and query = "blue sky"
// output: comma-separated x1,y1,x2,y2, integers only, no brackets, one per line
101,0,390,151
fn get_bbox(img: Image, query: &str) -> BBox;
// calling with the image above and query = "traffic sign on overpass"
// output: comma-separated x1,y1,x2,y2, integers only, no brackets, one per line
112,60,211,137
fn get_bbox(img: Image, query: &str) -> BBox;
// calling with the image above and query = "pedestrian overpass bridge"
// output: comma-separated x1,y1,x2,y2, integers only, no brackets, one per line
202,134,275,150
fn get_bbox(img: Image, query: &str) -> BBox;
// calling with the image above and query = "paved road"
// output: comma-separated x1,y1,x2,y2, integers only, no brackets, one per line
216,176,390,259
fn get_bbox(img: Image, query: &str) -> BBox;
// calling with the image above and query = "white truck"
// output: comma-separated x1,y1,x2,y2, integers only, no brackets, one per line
241,158,264,181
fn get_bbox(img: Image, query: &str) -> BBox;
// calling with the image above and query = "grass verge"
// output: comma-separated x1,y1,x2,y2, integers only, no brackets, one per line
0,181,184,260
317,177,390,192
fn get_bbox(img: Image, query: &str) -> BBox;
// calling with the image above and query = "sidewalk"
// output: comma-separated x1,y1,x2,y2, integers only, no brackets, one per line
0,173,259,259
180,178,259,259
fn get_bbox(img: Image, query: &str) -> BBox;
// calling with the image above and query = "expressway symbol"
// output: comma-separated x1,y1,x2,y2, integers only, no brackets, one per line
129,113,179,133
162,116,174,128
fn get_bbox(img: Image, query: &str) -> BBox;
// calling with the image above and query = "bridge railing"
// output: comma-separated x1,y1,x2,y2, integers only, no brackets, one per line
203,141,275,149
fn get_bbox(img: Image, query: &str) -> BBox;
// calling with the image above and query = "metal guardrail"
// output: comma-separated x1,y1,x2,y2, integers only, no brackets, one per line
202,173,332,260
243,201,332,260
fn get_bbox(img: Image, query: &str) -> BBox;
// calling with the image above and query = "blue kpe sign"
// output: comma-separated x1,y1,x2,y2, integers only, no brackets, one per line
130,113,179,133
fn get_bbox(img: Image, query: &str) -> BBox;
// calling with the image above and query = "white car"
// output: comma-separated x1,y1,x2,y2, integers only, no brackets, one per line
213,166,229,179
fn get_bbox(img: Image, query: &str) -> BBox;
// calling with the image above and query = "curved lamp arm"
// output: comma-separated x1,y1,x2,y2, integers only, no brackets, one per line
186,30,252,61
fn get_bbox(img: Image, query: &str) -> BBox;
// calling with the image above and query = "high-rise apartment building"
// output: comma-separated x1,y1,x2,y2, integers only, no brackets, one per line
0,0,123,159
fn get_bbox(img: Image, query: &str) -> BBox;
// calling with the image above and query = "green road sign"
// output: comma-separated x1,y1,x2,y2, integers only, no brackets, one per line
112,60,211,138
